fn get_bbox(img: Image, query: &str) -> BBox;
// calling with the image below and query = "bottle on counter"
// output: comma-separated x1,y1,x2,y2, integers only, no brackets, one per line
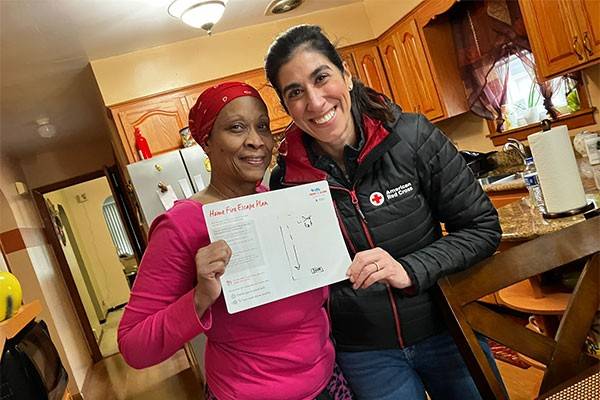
134,127,152,160
523,157,546,214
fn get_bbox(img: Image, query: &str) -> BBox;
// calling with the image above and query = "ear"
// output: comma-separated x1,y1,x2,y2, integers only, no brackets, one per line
342,61,353,90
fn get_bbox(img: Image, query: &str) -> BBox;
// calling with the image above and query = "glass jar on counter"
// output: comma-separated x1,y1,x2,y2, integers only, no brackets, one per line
179,127,197,148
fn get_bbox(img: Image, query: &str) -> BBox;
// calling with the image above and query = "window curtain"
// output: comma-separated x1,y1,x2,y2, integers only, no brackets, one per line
450,0,557,131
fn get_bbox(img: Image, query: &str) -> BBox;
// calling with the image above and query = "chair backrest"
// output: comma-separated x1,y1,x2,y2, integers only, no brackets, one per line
437,216,600,399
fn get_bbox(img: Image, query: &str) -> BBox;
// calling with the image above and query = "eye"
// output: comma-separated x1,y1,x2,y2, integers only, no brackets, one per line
257,120,271,133
286,88,303,100
230,122,246,132
315,73,329,84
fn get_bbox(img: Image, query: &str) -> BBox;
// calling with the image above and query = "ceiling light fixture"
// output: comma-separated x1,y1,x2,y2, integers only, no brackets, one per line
168,0,227,35
36,117,57,138
265,0,304,16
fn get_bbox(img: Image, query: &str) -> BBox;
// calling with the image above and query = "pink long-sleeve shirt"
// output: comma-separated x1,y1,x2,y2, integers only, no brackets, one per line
118,199,335,400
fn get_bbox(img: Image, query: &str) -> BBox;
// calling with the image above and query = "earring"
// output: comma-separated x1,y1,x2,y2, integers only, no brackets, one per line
348,84,353,91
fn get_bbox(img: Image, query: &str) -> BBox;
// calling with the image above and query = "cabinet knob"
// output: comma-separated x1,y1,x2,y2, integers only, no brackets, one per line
582,32,593,56
572,36,584,60
157,181,168,193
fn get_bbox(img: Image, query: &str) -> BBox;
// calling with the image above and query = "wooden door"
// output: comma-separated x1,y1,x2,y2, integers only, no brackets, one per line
114,99,188,163
394,19,444,120
352,45,392,98
519,0,583,78
378,34,414,113
573,0,600,63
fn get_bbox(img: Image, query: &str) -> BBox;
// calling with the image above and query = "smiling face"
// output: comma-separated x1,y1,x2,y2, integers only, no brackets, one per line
204,96,273,186
277,47,356,151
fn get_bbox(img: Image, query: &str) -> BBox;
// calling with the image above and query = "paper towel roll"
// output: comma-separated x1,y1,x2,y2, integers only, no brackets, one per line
528,125,587,213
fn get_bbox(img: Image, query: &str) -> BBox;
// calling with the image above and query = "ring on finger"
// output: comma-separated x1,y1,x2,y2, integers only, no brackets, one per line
372,261,381,272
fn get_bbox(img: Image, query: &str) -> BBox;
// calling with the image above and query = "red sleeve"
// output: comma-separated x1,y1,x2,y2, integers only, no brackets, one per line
117,208,212,369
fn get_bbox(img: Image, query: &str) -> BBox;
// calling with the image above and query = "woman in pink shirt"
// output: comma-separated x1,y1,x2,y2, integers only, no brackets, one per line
118,82,353,400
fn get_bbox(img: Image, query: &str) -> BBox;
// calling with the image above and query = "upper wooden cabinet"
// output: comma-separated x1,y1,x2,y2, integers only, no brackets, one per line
378,34,414,114
519,0,600,79
111,97,189,163
382,18,444,120
378,15,468,122
339,42,392,99
242,71,291,133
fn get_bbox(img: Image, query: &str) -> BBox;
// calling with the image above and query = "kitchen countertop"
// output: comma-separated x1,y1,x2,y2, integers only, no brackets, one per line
482,179,526,192
498,176,599,241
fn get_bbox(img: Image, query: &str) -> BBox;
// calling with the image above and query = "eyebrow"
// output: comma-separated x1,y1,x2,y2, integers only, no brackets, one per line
282,65,332,97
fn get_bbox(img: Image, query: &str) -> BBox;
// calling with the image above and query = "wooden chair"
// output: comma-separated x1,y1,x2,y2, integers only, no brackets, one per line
436,216,600,399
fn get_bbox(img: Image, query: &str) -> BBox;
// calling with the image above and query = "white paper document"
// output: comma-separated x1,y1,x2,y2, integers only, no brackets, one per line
203,180,351,313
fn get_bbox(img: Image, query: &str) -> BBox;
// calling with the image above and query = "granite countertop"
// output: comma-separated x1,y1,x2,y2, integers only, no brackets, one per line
482,179,526,192
498,176,599,241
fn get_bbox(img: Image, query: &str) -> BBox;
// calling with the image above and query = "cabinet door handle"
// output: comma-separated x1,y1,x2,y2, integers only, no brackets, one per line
582,32,593,56
572,36,584,60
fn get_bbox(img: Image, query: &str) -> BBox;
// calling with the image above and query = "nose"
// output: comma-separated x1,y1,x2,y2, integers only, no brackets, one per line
305,86,326,112
244,126,266,149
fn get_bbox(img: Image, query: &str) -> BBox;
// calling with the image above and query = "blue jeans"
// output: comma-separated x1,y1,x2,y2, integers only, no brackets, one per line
336,333,506,400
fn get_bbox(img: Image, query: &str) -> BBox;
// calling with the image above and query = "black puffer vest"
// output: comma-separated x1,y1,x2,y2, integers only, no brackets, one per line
271,107,501,351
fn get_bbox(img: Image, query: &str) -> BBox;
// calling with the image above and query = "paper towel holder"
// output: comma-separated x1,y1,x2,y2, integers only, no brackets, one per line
542,202,595,219
540,119,552,132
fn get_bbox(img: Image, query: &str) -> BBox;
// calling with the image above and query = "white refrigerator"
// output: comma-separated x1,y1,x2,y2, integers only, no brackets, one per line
127,145,273,227
126,145,210,227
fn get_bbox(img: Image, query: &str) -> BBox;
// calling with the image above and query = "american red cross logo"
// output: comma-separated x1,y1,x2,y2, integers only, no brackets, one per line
370,191,384,206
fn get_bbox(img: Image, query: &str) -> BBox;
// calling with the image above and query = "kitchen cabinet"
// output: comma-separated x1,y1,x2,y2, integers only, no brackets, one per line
378,15,468,121
111,97,189,163
519,0,600,79
339,42,392,99
381,18,444,120
242,71,291,133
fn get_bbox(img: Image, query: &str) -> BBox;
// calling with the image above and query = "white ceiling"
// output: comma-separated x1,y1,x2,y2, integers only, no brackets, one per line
0,0,360,159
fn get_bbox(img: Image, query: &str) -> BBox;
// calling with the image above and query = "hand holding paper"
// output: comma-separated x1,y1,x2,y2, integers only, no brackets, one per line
203,181,351,313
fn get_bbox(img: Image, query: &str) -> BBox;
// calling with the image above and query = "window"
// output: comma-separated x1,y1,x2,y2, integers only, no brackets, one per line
498,52,579,131
102,197,134,257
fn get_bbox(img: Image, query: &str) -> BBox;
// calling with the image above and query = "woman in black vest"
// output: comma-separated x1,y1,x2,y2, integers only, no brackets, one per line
265,24,506,400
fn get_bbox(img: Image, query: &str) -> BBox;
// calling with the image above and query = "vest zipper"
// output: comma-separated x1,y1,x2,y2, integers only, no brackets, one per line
332,186,405,348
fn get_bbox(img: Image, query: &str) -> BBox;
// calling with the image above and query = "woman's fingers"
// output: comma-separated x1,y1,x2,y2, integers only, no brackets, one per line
352,262,380,289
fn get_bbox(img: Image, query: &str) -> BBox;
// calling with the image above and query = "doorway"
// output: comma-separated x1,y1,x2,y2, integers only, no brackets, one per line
32,169,143,361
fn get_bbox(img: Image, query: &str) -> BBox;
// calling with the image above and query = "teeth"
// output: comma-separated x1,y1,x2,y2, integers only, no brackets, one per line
244,157,263,164
313,108,335,125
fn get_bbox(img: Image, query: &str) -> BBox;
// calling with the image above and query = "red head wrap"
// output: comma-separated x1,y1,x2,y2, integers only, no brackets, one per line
188,82,264,146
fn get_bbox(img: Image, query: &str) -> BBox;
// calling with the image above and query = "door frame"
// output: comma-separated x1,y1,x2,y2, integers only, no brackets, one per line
31,167,142,362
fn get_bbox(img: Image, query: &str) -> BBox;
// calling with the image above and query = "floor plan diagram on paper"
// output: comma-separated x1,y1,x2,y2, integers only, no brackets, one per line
203,181,351,313
279,213,328,281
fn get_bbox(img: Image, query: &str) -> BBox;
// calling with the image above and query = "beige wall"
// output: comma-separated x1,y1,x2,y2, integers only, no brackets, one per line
45,190,103,340
363,0,424,37
91,3,375,106
0,156,92,394
19,138,114,189
53,178,131,310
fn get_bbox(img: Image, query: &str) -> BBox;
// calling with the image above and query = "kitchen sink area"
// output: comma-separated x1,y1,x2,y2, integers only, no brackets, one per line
477,172,524,187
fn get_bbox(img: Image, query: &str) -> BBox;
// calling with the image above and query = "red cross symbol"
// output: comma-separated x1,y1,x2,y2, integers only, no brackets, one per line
370,192,384,206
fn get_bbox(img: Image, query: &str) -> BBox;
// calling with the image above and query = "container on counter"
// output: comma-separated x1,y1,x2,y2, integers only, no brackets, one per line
179,127,196,148
523,157,547,214
584,135,600,190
